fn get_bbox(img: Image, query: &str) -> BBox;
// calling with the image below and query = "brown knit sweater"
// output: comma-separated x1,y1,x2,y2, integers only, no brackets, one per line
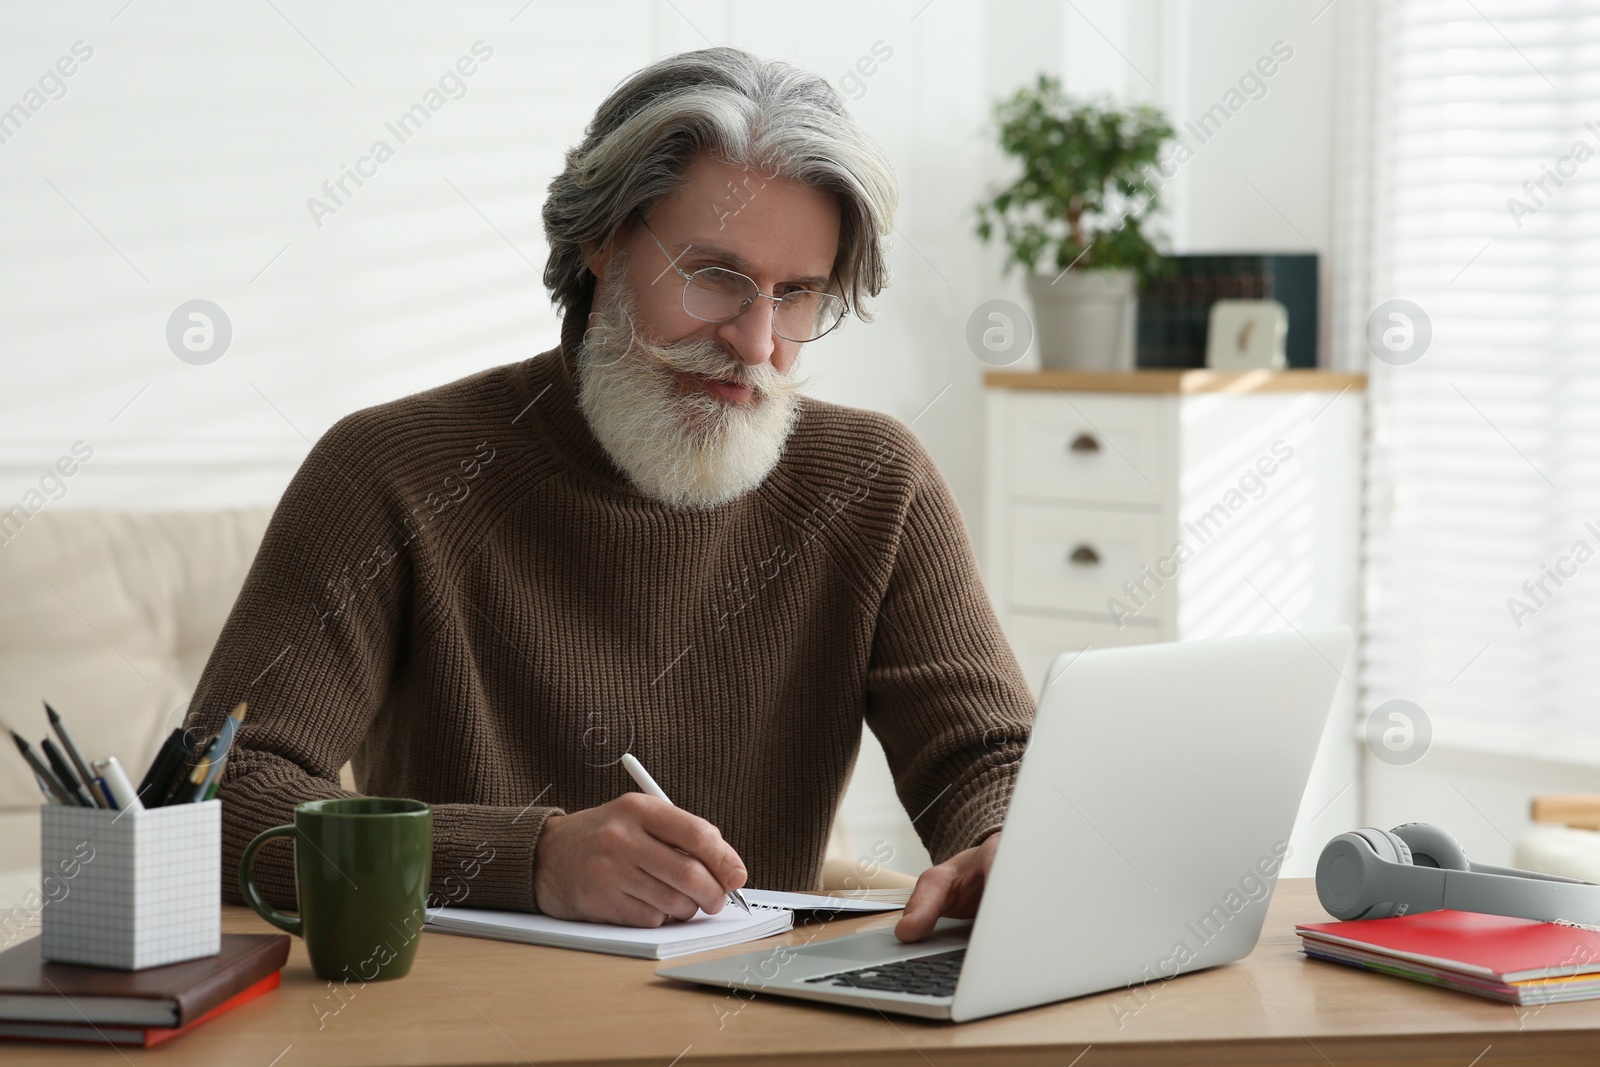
185,305,1036,913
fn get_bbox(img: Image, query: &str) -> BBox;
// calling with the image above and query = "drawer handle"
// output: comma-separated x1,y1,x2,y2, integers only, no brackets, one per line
1067,545,1101,566
1068,433,1101,454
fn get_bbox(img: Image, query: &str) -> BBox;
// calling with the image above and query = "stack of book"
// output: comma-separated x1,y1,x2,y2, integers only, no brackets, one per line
1297,910,1600,1005
0,933,289,1047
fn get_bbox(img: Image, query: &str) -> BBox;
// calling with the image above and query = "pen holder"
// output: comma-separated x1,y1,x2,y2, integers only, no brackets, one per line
40,800,221,970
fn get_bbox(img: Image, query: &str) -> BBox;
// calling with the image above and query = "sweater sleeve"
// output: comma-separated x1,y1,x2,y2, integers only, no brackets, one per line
183,414,564,913
861,454,1036,867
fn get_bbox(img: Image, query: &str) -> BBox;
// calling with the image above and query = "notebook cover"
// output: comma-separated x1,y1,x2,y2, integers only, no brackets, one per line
0,971,280,1047
0,934,290,1026
1301,940,1600,1005
1297,910,1600,983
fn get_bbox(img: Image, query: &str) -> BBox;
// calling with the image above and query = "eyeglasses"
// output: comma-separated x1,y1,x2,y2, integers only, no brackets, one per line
637,215,847,343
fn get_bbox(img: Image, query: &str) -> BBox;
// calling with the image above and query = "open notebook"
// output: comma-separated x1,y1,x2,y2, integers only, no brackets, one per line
425,901,792,960
425,890,903,960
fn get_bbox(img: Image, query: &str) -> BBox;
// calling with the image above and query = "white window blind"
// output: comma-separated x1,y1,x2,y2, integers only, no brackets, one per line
1343,0,1600,757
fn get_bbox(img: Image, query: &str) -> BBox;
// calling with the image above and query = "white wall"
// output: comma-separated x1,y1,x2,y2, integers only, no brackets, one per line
1365,743,1600,872
0,0,1038,880
0,0,1019,519
0,0,1345,553
1,1,1357,879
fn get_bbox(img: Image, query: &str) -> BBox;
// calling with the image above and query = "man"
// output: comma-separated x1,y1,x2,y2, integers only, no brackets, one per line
186,46,1034,944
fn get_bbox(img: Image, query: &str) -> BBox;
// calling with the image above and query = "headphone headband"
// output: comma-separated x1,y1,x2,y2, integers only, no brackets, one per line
1316,823,1600,924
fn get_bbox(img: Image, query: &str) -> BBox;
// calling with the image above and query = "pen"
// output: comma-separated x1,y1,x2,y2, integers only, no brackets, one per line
138,727,193,808
41,738,96,808
10,730,74,806
619,752,751,915
93,756,145,812
44,702,106,808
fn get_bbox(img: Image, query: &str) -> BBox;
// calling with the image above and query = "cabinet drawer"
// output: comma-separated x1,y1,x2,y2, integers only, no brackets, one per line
1007,505,1170,618
1009,392,1168,505
1002,613,1158,698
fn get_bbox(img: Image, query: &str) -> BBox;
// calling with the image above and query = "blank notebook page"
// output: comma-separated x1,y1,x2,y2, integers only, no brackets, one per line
424,902,794,960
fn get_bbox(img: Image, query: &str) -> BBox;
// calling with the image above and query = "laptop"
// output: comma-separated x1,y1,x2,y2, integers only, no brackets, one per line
657,627,1353,1022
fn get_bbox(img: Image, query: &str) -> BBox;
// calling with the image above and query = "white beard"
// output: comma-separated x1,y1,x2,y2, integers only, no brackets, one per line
575,256,807,510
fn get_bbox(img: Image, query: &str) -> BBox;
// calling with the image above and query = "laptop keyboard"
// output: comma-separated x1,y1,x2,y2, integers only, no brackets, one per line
801,948,966,998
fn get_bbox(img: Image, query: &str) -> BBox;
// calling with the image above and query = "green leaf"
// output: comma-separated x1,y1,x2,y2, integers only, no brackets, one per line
974,81,1176,283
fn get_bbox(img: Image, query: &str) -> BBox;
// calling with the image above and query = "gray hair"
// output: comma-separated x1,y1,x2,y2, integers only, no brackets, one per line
542,46,898,326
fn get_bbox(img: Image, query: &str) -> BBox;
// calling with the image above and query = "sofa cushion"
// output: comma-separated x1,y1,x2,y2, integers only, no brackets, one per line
0,509,272,818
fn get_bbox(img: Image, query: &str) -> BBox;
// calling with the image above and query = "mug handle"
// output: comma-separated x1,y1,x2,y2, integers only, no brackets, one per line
238,824,303,936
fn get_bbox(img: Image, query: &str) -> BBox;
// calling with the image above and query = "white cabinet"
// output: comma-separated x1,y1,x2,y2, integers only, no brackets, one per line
982,370,1365,875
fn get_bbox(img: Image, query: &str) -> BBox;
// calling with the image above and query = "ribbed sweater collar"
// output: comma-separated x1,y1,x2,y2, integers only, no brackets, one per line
516,295,641,498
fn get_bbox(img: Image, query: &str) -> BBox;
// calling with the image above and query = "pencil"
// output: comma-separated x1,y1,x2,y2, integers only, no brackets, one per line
44,702,105,809
41,738,96,807
174,757,212,805
9,730,74,806
196,703,247,800
34,772,64,804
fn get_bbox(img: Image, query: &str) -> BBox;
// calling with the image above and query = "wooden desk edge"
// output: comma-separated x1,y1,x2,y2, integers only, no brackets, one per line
8,880,1600,1067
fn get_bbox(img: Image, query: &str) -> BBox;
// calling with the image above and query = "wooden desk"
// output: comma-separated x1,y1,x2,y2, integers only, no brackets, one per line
10,879,1600,1065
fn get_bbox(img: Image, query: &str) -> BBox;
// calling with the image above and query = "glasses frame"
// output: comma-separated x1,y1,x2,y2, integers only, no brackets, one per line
635,214,848,343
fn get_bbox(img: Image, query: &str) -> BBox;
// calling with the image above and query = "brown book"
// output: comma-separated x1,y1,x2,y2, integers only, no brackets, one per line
0,934,290,1027
0,972,281,1046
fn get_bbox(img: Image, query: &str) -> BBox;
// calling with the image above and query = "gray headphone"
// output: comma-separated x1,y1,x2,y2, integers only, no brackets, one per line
1316,822,1600,924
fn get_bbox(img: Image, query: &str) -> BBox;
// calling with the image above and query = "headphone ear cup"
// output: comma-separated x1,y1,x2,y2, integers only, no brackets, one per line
1352,827,1413,867
1390,822,1470,871
1317,828,1413,920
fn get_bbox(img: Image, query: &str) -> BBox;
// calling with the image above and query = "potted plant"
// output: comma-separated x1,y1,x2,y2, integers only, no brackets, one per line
975,76,1174,370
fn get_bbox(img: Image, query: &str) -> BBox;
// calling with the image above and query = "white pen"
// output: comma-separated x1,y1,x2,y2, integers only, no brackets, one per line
93,756,145,813
619,752,751,915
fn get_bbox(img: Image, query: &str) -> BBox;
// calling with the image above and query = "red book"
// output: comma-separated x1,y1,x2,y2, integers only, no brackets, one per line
0,971,280,1046
1297,910,1600,983
0,933,289,1027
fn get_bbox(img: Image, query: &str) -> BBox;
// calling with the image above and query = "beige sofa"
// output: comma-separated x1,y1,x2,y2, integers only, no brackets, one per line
0,509,276,912
0,509,905,922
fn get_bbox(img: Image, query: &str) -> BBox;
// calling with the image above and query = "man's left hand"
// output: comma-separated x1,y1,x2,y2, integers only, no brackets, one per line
894,830,1001,943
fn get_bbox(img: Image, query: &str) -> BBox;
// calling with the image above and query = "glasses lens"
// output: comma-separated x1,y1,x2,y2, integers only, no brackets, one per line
683,267,845,342
684,268,753,321
774,291,845,343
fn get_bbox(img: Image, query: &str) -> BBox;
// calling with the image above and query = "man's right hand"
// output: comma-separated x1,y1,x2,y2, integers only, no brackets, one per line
532,791,748,927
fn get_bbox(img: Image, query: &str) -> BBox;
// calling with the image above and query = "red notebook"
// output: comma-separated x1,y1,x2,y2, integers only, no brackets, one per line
0,971,280,1047
0,933,290,1027
1297,910,1600,983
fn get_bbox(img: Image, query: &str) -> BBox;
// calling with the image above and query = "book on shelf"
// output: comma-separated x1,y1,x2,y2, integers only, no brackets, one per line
1137,253,1319,369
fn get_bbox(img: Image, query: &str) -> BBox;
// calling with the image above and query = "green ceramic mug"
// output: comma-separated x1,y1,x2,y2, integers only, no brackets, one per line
239,798,432,982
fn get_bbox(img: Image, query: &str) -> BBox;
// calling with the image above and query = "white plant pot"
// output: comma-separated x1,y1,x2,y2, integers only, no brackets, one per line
1025,268,1138,371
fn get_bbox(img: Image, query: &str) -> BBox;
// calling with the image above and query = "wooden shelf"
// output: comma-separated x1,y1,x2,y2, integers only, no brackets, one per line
983,368,1366,394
